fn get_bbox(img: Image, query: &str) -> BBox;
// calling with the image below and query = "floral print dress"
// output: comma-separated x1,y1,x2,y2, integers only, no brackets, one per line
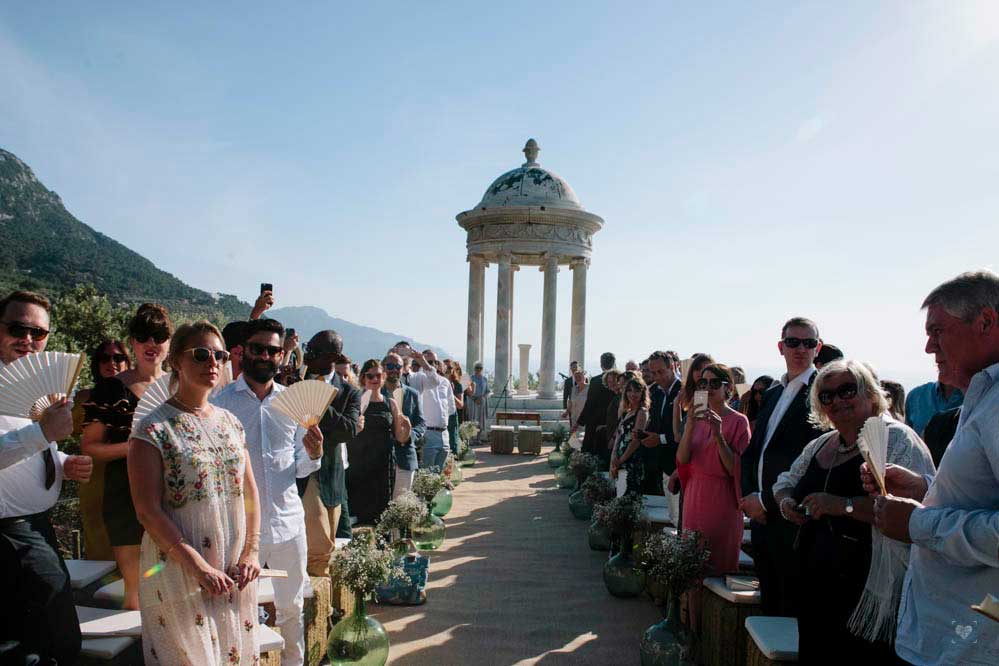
134,403,259,666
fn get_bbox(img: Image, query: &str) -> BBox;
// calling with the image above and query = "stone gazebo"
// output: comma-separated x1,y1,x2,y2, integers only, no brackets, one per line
456,139,604,399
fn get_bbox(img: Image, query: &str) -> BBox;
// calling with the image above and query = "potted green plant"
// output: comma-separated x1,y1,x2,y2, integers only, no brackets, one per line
571,474,615,521
457,421,479,466
593,494,647,597
637,529,711,666
411,468,448,549
547,423,570,468
569,451,600,488
553,441,576,489
327,531,406,665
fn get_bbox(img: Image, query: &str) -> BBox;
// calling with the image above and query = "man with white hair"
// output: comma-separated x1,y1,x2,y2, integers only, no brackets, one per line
870,270,999,665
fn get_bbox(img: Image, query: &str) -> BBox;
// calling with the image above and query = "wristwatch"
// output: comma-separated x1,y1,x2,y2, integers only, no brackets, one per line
844,498,854,515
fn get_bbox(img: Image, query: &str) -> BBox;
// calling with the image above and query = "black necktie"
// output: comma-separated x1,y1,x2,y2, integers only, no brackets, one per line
42,448,55,489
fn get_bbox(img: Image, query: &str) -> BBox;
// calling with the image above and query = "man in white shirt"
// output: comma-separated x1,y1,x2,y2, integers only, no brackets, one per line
738,317,825,616
396,344,453,470
0,290,93,665
212,318,323,666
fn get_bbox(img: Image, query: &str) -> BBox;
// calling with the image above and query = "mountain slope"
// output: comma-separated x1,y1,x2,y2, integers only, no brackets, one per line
268,306,451,363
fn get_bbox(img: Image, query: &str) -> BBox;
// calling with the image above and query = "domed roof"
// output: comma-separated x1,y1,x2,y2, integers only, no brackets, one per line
476,139,582,210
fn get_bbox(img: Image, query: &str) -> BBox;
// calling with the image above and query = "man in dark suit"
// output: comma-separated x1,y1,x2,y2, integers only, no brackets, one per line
299,330,362,576
639,351,683,497
739,317,825,616
381,351,426,494
577,352,617,456
562,361,579,410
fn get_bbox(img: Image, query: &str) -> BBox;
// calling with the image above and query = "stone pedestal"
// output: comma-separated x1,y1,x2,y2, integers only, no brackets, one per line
517,344,532,395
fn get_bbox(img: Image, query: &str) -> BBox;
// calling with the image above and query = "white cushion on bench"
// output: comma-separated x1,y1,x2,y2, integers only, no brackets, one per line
643,506,673,526
745,616,799,661
335,537,351,550
257,577,314,606
738,550,754,570
643,494,668,508
259,623,284,653
743,529,751,545
93,579,125,605
703,577,761,605
489,425,515,431
76,606,142,637
65,560,117,590
80,636,136,659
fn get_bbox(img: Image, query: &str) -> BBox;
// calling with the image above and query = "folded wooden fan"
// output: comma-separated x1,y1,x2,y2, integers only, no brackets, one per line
130,374,174,437
858,416,889,495
271,379,339,428
0,351,85,420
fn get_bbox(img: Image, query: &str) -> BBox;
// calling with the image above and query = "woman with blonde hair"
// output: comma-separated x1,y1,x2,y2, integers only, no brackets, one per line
609,376,651,496
773,360,933,663
82,303,172,609
129,321,261,664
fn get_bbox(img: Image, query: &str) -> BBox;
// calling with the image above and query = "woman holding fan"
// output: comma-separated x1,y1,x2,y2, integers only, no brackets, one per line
772,360,933,663
128,321,261,665
82,303,172,609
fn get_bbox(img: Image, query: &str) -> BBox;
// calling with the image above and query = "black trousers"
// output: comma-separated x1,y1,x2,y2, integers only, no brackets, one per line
0,512,82,665
750,517,801,617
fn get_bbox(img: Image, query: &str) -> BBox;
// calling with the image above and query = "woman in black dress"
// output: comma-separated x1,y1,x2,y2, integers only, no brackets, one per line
346,360,411,524
82,304,172,610
773,360,933,665
609,376,650,496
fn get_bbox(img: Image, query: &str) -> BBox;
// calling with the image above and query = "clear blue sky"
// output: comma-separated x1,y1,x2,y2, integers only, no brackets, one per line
2,2,997,390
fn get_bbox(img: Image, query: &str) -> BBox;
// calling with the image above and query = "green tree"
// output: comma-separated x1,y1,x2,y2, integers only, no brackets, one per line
47,284,131,388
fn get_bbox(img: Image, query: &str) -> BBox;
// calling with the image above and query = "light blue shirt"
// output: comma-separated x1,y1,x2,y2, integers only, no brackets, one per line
211,375,321,545
905,381,964,436
896,362,999,665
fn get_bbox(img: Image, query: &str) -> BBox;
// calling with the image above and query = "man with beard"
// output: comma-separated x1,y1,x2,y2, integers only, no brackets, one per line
301,331,362,560
382,352,425,496
212,318,323,666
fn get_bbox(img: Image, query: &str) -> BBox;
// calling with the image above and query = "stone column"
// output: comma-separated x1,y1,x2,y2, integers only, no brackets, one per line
517,344,532,395
508,264,518,377
476,260,486,367
570,258,589,371
465,256,485,373
538,254,558,399
494,254,513,395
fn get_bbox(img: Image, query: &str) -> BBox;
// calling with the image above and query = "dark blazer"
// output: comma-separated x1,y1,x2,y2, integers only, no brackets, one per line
381,384,425,471
739,374,824,514
563,377,573,409
297,372,362,507
648,380,683,474
578,373,613,428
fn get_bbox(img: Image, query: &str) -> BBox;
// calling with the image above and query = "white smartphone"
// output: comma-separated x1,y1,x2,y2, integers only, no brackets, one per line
693,390,709,414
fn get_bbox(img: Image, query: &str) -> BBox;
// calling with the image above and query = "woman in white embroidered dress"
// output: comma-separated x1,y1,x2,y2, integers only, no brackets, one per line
129,321,261,665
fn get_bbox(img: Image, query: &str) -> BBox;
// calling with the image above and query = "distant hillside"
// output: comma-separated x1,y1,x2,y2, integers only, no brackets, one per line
268,305,451,363
0,148,247,320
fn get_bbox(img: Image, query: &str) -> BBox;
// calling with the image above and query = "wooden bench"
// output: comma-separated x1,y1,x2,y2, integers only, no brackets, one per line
494,411,541,426
745,616,798,665
701,577,763,666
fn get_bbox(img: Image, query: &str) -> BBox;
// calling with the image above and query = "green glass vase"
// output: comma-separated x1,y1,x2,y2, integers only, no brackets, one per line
603,537,645,598
588,520,611,551
568,490,593,520
554,465,576,489
459,447,476,467
547,449,566,468
431,489,453,517
412,510,446,550
640,593,691,666
327,597,390,666
450,464,463,486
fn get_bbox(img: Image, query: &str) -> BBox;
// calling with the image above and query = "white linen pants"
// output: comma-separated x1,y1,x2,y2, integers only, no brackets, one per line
259,532,308,666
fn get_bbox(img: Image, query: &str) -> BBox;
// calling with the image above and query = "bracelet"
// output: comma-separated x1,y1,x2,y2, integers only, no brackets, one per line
778,497,796,521
164,537,187,559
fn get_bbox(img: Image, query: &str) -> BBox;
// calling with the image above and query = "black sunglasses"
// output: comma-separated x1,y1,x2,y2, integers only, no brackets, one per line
783,337,819,349
696,377,729,390
246,343,283,358
134,329,170,345
98,353,129,364
184,347,230,364
818,382,858,406
384,363,402,370
1,321,49,341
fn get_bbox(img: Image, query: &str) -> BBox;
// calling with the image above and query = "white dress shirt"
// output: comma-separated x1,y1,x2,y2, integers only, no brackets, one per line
408,368,451,428
0,413,66,518
211,375,321,545
757,365,815,494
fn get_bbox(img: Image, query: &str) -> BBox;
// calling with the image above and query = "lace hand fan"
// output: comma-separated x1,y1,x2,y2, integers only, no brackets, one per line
0,351,85,420
271,379,339,428
130,374,174,437
858,416,889,495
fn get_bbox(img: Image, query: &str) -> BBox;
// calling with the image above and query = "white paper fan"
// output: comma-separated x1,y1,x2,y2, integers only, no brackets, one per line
0,351,85,420
360,389,372,415
271,379,339,428
130,374,174,436
858,416,889,495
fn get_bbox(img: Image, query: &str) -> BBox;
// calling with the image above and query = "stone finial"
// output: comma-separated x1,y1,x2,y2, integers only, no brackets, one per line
522,138,540,166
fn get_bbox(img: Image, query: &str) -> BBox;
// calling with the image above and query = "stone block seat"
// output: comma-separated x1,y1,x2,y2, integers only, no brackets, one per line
516,425,543,454
700,577,763,666
258,574,332,666
258,624,285,665
744,616,798,665
489,425,516,454
66,560,118,590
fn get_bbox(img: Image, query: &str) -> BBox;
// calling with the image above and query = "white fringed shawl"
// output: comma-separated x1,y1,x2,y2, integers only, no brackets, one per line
847,418,936,643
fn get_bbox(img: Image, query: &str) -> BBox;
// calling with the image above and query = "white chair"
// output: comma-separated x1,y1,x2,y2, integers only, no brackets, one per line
65,560,117,590
744,616,799,663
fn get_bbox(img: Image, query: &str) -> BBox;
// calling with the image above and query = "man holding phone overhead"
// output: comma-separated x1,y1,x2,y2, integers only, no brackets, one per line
739,317,824,617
